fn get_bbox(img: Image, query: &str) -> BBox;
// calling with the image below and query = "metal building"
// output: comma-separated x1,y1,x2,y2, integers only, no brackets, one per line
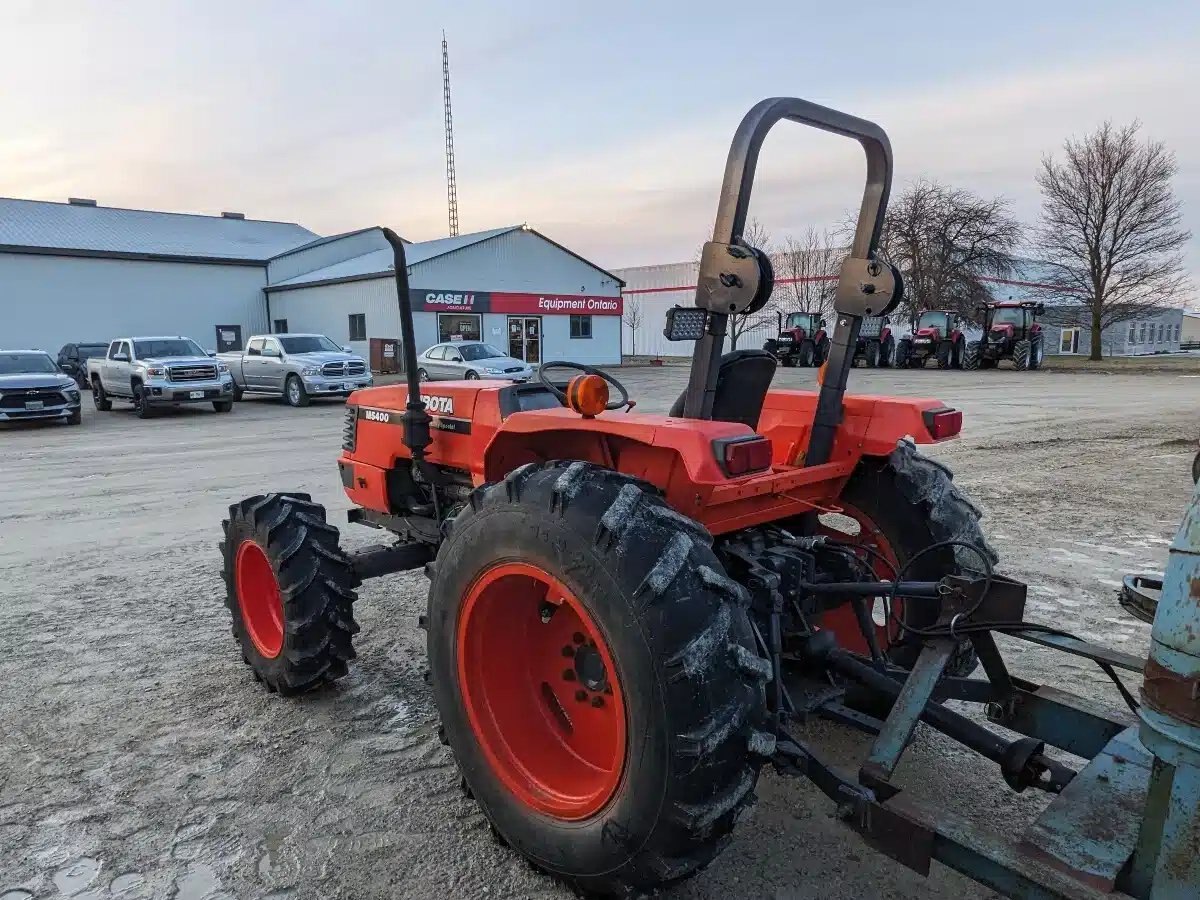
0,197,317,353
1,198,624,366
265,225,624,366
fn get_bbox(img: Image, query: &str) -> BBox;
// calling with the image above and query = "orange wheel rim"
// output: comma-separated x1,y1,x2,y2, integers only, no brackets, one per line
235,540,285,658
816,501,903,656
456,562,627,820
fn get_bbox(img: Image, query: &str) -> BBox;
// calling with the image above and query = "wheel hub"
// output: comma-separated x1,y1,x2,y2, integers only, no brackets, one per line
457,562,627,820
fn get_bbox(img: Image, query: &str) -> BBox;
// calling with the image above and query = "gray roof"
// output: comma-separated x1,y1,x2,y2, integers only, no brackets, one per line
266,226,521,290
0,198,318,262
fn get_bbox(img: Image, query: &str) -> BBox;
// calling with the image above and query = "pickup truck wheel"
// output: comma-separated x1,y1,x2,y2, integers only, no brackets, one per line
213,400,234,413
132,384,154,419
285,375,310,407
91,377,112,411
231,384,244,402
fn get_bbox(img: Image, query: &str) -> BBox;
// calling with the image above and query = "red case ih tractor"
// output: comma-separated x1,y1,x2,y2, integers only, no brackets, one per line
894,309,967,368
215,98,1196,899
762,310,829,367
852,314,893,367
963,299,1046,370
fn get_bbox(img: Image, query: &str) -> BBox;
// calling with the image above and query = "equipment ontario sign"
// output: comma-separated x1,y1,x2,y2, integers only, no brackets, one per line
413,289,622,315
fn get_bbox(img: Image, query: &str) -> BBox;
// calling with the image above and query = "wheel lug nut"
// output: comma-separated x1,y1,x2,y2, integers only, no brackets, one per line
575,690,588,702
563,669,576,681
591,696,604,708
561,646,575,658
572,632,585,645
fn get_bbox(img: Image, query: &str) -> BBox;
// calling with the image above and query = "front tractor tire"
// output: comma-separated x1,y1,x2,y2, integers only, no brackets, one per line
797,339,816,367
1013,339,1032,371
961,340,982,371
220,493,359,694
427,462,771,898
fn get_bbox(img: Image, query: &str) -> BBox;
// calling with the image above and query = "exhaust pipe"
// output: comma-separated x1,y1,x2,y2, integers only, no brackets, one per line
381,228,432,467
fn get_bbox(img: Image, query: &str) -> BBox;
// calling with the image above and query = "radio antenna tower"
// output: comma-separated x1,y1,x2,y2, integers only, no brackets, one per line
442,32,459,237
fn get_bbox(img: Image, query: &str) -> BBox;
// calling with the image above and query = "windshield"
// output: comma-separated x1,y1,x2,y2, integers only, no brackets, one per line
77,344,109,358
133,339,206,358
990,307,1025,327
785,313,817,331
916,312,950,331
459,343,505,361
0,353,58,375
278,335,341,354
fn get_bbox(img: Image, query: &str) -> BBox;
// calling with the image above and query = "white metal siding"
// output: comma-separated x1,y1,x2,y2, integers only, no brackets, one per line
614,261,698,358
267,277,423,358
0,251,267,352
266,229,390,285
412,228,622,296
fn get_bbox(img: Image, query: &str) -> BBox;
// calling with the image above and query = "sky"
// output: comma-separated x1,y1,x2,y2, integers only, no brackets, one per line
2,0,1197,285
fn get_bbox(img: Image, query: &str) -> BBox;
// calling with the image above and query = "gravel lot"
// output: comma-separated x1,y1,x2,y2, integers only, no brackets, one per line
2,365,1196,900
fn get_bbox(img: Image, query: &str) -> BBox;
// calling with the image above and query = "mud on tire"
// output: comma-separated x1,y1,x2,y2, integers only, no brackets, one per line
426,462,772,898
220,493,359,694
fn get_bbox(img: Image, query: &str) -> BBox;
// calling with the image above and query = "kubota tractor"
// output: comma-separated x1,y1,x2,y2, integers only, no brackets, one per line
216,98,1199,899
963,299,1045,370
894,309,967,368
852,314,893,367
763,310,828,367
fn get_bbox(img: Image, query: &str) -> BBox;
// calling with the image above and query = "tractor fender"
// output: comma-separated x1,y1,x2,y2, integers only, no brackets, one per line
1030,322,1043,334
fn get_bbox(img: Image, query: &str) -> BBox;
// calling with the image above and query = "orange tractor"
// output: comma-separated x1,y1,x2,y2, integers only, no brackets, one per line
218,99,1177,898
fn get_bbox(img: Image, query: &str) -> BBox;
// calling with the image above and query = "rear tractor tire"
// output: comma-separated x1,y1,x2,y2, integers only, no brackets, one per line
797,339,816,367
894,338,911,369
220,493,359,694
961,340,982,371
780,355,796,368
936,341,953,370
1029,333,1044,370
427,462,772,898
879,335,895,367
1013,339,1032,371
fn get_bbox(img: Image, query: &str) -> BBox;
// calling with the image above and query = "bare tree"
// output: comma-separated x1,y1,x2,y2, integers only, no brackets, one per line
621,298,644,357
774,227,842,322
1033,121,1191,360
880,179,1021,323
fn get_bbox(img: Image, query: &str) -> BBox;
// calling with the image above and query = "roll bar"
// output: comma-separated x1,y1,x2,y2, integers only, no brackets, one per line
681,98,901,467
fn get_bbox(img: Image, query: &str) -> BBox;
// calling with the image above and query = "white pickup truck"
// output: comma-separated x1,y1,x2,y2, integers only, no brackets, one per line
87,336,236,419
219,334,372,407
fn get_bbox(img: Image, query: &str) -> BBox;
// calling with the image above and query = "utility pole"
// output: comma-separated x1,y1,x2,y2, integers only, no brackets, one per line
442,32,459,237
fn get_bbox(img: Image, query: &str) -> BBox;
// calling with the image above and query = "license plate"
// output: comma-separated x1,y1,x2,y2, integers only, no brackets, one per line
24,400,43,410
189,390,204,399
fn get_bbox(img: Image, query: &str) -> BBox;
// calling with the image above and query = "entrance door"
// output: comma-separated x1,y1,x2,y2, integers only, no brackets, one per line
507,316,541,363
1059,328,1079,354
215,325,243,353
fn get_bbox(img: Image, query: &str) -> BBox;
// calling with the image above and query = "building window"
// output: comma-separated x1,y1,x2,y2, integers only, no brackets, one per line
438,313,481,343
570,315,593,339
1059,328,1080,354
1139,322,1147,343
273,319,288,334
348,313,367,342
1174,323,1181,342
1128,322,1136,344
1157,323,1165,343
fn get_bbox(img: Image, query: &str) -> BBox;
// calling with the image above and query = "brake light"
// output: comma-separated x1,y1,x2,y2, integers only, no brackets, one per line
714,436,773,476
923,407,962,440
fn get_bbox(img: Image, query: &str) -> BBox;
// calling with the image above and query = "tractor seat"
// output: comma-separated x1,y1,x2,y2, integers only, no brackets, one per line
668,349,778,429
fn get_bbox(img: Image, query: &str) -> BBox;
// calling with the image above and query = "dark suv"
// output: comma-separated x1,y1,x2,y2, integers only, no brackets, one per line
57,342,111,389
0,350,83,426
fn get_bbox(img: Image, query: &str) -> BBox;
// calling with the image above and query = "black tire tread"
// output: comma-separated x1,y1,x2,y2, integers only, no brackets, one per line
220,492,358,694
429,462,769,898
1013,339,1032,371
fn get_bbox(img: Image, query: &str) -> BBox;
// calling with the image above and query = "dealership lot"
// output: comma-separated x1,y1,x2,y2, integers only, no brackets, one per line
1,367,1196,900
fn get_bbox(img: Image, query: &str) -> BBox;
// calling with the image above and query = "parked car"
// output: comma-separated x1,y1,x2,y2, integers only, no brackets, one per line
415,341,534,382
0,349,82,425
56,342,111,388
219,334,372,407
87,336,235,418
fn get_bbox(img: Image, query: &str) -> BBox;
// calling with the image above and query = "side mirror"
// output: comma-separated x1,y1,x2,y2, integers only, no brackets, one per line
207,350,217,357
1035,302,1045,315
343,345,353,353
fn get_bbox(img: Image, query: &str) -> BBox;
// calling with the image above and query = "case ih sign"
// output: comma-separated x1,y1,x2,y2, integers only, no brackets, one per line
413,289,622,315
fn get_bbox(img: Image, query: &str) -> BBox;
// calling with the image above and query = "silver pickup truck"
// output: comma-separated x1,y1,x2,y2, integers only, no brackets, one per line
219,334,372,406
87,336,236,418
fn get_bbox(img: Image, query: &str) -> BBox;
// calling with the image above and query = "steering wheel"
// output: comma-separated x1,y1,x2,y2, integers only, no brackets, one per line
536,361,632,411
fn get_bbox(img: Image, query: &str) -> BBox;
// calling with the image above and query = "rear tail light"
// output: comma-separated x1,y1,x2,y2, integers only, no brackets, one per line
714,436,773,476
923,406,962,440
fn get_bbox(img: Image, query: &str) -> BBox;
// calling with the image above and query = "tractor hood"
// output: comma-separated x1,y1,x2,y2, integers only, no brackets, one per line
989,324,1015,339
915,326,941,340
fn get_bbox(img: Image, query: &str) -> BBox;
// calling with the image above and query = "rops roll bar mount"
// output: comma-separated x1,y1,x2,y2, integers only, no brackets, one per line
680,98,903,467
